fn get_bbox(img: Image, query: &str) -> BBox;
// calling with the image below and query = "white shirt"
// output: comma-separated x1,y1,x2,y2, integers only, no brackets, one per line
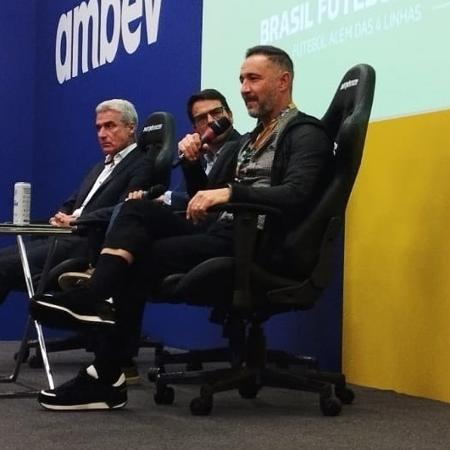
72,143,137,218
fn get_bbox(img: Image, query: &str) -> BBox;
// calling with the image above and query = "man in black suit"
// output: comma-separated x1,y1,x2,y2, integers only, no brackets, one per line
155,88,241,210
0,98,153,304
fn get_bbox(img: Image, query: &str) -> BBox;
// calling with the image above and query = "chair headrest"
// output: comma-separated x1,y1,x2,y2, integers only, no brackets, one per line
138,111,175,151
321,64,376,141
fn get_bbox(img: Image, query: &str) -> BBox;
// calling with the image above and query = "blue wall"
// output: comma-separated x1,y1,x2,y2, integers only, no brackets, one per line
32,0,202,217
1,0,202,219
0,1,36,222
0,1,38,339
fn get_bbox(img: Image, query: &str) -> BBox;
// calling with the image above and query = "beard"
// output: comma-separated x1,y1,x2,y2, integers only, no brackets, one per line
243,89,276,120
246,99,273,119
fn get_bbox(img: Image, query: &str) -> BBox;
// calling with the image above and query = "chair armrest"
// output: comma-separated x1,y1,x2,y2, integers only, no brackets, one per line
71,216,110,227
210,202,282,217
70,217,110,237
210,203,282,312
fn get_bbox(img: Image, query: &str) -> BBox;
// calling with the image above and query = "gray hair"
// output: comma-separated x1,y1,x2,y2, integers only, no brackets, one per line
95,99,138,126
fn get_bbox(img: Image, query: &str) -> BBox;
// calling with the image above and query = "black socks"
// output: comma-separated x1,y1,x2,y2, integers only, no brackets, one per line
88,253,130,299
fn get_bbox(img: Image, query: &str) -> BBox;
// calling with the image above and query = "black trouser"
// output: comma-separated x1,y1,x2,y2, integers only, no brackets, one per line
94,199,234,372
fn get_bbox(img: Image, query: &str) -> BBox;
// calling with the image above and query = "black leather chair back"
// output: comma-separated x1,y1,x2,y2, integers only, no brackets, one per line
285,64,376,282
137,111,176,196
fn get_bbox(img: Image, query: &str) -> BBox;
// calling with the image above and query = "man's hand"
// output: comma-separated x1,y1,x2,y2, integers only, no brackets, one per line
153,194,165,204
49,212,76,228
186,188,231,224
177,133,203,162
126,190,146,201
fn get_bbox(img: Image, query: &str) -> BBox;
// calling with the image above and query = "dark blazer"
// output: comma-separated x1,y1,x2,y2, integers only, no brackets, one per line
0,145,155,297
59,146,154,222
207,112,333,229
181,128,242,201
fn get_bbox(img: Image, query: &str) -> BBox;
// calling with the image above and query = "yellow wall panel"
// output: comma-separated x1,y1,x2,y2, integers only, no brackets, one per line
343,109,450,402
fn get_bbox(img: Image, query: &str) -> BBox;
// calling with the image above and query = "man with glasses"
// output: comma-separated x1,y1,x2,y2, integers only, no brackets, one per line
156,89,241,210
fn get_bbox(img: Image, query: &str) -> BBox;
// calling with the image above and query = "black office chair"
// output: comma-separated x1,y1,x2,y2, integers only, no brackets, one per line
21,111,176,367
148,64,376,416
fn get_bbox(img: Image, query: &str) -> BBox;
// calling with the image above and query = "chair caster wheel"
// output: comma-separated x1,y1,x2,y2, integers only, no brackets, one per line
190,396,213,416
14,348,30,363
320,393,342,416
153,385,175,405
28,354,43,368
147,367,161,383
238,382,259,399
335,386,355,405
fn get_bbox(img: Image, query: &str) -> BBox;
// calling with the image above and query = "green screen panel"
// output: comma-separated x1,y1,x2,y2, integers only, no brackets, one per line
202,0,450,132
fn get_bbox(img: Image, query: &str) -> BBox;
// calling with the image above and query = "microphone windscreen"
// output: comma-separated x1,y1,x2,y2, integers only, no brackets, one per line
208,116,231,139
173,116,232,168
200,116,231,144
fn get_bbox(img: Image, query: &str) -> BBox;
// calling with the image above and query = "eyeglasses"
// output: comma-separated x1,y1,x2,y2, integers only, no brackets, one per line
192,106,225,127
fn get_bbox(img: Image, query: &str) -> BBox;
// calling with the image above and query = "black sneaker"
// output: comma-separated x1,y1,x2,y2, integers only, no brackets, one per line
38,365,127,411
30,287,116,328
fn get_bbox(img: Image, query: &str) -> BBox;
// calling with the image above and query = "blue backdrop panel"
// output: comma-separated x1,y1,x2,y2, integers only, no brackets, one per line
0,1,36,222
32,0,202,218
0,0,202,338
0,2,37,339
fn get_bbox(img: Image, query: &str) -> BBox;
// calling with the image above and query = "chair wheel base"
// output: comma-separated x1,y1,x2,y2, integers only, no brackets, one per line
320,393,342,416
238,382,259,399
147,367,161,383
190,396,213,415
335,386,355,404
154,385,175,405
28,354,43,368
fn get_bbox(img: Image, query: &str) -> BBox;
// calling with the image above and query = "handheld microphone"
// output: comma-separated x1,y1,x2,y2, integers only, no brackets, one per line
199,116,231,144
173,116,231,167
142,184,166,199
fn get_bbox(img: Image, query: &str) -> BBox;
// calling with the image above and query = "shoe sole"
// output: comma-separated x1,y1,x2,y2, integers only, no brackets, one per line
34,300,115,326
30,301,86,330
39,400,127,411
124,375,140,385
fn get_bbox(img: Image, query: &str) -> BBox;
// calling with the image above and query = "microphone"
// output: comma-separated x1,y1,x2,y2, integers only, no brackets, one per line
199,116,231,145
173,116,231,167
142,184,166,199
